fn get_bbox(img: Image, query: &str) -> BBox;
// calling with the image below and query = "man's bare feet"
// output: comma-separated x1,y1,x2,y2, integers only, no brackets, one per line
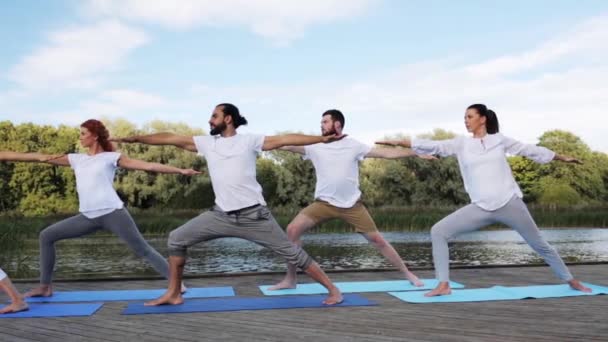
405,271,424,287
322,288,343,305
568,279,592,293
267,279,297,291
0,302,29,314
424,282,451,297
24,285,52,298
144,291,184,306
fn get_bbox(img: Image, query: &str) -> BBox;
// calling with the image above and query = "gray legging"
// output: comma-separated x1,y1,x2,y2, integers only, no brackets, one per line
38,208,169,284
430,196,573,282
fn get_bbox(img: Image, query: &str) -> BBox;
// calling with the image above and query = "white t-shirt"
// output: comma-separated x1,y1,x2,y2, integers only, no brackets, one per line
68,152,124,218
303,138,372,208
412,133,555,211
193,134,267,212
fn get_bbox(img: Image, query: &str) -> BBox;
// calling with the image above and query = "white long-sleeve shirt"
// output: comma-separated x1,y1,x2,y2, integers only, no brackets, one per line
412,133,555,211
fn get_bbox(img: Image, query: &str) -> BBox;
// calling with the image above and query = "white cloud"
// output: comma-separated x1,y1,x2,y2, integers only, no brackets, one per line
84,0,376,44
9,20,148,90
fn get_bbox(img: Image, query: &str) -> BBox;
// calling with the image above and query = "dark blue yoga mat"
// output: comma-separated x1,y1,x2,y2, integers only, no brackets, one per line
26,287,235,303
0,303,103,318
389,282,608,303
123,293,376,315
259,279,464,296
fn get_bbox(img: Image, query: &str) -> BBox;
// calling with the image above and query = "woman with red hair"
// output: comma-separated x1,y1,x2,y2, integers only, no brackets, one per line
0,119,200,297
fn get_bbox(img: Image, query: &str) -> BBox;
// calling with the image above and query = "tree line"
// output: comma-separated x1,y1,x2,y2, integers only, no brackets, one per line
0,120,606,216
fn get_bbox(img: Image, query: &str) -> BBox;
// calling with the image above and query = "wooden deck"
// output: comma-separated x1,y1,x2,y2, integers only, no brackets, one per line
1,264,607,342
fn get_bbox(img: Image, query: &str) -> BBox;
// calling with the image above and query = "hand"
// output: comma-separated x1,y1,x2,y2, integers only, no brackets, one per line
180,168,203,176
560,155,582,164
322,133,347,143
417,154,438,160
375,140,400,146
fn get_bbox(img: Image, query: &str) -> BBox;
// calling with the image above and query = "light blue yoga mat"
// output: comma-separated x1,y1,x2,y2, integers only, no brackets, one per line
122,293,376,315
492,283,608,299
389,287,519,303
259,279,464,296
389,283,608,303
26,286,235,303
0,303,103,318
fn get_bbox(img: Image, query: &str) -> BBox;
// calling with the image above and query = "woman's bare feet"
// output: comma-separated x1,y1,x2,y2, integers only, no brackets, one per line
405,271,424,287
144,291,184,306
568,279,592,293
0,301,29,314
323,288,343,305
424,282,451,297
24,285,52,298
267,279,297,291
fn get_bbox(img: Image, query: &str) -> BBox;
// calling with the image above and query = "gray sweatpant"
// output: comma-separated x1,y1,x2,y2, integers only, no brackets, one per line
168,205,314,269
430,196,573,282
38,208,169,284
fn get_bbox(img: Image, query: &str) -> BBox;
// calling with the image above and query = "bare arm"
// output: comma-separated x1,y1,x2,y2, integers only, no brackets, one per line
0,151,70,166
279,146,306,154
365,147,417,159
112,133,197,152
375,139,412,148
262,133,345,151
118,156,202,175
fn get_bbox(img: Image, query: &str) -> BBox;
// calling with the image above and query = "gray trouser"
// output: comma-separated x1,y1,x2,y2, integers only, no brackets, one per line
168,205,314,269
38,208,169,284
430,196,573,282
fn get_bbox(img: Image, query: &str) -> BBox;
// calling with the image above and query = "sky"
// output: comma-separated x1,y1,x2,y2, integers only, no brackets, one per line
1,0,607,151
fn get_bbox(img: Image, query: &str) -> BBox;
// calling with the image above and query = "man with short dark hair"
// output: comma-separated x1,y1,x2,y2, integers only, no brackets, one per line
269,109,426,290
114,103,344,305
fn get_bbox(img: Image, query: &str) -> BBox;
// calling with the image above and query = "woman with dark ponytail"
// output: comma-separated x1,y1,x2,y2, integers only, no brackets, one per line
0,119,200,297
377,104,591,297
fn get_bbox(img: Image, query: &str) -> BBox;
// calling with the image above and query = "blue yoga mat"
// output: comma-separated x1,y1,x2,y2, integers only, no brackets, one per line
0,303,103,318
26,287,235,303
259,279,464,296
390,282,608,303
123,293,376,315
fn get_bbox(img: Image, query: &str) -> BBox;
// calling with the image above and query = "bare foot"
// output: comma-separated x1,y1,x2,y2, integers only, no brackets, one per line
0,302,29,314
181,282,188,294
405,271,424,287
424,282,451,297
267,280,297,291
144,291,184,306
322,288,343,305
568,279,592,293
24,285,52,298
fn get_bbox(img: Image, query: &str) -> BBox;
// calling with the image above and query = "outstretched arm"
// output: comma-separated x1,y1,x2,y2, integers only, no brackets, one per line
365,147,418,159
0,152,69,166
279,146,306,154
112,133,197,152
118,156,202,175
375,139,412,148
553,154,582,164
262,133,345,151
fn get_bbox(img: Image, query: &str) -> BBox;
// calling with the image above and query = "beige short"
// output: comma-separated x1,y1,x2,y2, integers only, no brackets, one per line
299,200,378,233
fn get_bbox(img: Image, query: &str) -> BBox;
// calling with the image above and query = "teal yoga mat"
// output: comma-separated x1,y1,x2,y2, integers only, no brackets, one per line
259,279,464,295
389,283,608,303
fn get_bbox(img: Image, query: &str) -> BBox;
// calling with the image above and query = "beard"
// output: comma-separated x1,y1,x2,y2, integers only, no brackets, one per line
209,122,227,135
322,127,337,136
